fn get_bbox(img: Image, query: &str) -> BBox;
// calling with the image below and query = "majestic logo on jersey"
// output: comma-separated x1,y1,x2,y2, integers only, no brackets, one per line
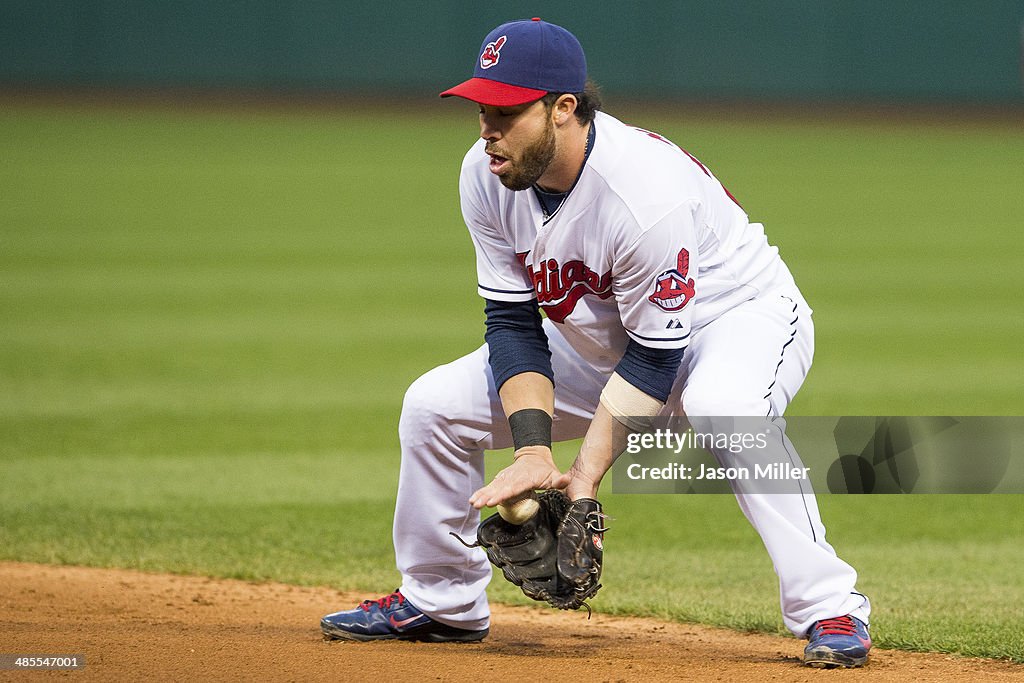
480,35,507,69
517,252,613,323
648,248,695,312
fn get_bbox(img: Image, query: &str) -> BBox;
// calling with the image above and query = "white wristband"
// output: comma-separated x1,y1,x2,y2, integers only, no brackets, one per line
599,372,664,432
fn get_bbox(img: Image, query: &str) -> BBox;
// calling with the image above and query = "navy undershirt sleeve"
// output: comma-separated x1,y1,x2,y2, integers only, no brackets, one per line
484,298,554,391
614,339,685,403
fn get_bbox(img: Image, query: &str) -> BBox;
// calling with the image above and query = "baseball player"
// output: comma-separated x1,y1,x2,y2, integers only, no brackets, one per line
322,18,872,668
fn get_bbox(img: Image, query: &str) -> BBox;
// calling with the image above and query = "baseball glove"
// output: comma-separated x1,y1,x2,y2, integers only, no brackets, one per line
453,490,607,612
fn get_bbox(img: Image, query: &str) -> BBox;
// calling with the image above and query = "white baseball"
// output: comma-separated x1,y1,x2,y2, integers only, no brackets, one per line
496,495,540,525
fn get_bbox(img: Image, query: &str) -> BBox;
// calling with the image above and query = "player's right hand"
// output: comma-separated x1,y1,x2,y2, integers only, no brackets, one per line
468,446,571,509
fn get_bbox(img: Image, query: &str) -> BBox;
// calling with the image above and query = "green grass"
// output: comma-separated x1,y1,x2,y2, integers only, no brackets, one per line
1,101,1023,662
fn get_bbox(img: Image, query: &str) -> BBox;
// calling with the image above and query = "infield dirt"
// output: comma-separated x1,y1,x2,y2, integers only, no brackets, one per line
2,562,1022,682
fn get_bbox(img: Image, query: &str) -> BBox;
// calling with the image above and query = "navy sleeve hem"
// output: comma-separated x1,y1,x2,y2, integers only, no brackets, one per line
613,339,684,403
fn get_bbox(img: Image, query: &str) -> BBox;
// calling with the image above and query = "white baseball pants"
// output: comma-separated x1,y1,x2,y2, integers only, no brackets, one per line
393,288,870,636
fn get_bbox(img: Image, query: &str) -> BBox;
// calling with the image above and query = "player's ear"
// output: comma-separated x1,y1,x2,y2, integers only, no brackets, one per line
553,94,579,125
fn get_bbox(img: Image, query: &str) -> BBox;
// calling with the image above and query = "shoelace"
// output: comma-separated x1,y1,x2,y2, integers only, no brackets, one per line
359,590,404,612
815,615,857,635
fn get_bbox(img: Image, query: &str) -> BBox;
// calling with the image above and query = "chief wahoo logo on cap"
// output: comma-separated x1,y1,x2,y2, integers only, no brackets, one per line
480,35,506,69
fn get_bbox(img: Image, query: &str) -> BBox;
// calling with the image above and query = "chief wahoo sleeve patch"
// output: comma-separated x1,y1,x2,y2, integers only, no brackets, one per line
648,248,695,311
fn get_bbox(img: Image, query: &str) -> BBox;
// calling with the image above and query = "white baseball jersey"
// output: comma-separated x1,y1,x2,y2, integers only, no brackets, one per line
460,110,795,374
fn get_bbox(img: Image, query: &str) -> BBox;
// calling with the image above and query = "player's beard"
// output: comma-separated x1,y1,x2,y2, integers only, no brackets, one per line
488,117,556,192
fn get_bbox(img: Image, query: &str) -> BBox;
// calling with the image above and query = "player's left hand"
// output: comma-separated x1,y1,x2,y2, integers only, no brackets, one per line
469,445,571,509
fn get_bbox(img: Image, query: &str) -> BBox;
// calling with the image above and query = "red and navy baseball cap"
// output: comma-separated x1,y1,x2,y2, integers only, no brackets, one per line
440,18,587,107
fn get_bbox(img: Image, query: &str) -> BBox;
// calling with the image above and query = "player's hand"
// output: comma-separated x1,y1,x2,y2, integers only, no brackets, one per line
564,464,601,501
469,446,571,509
